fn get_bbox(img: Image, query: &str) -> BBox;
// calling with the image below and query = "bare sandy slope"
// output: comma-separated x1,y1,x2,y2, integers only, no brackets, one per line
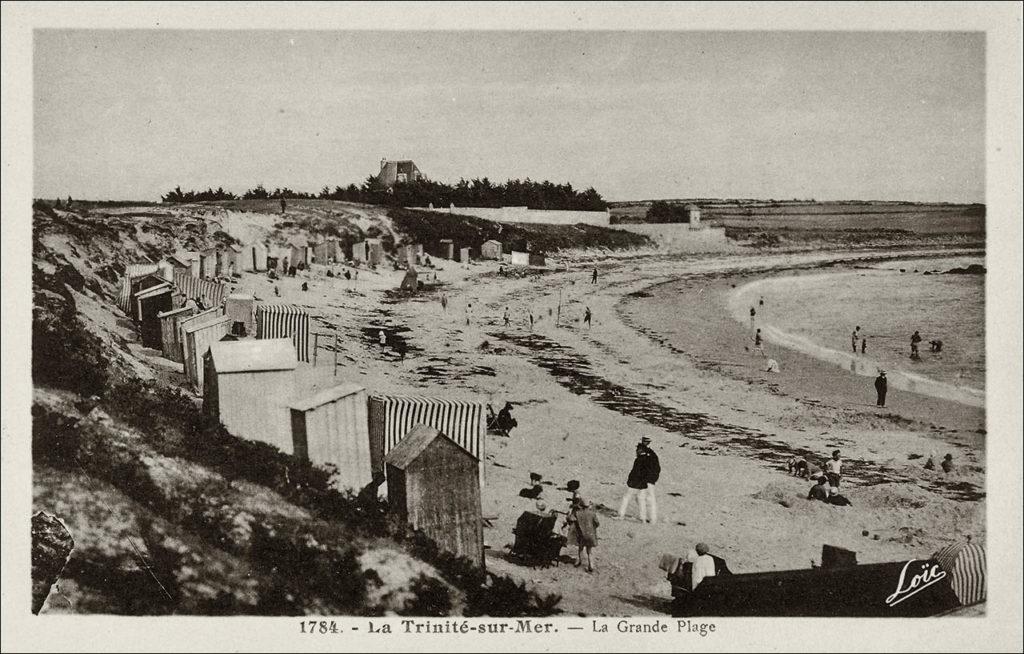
196,243,983,617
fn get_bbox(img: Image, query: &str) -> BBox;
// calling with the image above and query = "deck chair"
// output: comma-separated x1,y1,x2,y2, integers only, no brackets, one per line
510,511,565,567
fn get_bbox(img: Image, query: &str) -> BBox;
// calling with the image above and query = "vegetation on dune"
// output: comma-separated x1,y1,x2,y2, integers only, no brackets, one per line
388,207,649,254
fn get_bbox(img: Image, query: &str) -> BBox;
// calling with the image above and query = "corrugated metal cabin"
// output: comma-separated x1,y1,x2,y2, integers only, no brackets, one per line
204,338,298,452
158,305,195,362
480,240,503,260
289,383,373,492
182,315,233,394
224,292,256,337
134,283,173,349
386,424,484,567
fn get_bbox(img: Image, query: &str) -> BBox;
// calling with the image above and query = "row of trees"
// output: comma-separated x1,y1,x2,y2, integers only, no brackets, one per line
163,176,607,211
645,200,697,223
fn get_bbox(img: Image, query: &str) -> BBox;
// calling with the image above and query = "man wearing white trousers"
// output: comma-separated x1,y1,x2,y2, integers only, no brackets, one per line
617,436,661,523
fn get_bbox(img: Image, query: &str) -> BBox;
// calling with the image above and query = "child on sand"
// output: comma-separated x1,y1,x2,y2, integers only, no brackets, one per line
565,496,599,572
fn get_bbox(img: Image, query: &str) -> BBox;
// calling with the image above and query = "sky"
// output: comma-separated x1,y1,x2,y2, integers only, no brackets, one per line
33,30,985,203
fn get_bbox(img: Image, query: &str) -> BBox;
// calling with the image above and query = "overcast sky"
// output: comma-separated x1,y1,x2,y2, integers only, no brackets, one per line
34,30,984,202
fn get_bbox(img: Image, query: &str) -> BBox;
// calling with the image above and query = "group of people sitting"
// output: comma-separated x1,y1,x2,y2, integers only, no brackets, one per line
788,449,852,506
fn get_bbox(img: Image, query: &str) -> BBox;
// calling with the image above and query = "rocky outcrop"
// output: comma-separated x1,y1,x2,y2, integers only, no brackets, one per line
31,512,75,614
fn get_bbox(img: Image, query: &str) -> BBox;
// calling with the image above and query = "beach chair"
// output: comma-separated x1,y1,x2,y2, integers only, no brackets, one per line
510,511,565,567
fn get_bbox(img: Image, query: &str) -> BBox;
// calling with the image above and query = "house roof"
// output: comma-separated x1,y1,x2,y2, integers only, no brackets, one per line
289,382,365,412
162,255,190,268
135,283,172,300
157,306,194,319
483,239,502,246
385,424,477,470
182,314,232,335
226,292,255,302
209,338,297,373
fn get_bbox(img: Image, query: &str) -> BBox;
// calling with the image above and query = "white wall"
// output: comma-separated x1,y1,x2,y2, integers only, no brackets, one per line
613,224,734,253
417,205,611,227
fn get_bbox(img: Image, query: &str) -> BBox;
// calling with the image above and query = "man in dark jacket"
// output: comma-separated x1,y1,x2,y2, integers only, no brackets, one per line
617,436,661,523
874,370,888,407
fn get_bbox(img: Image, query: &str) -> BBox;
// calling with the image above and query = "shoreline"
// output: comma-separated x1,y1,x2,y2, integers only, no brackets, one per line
726,273,985,408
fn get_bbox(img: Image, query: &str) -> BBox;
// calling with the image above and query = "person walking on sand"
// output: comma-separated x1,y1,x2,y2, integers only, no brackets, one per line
851,326,861,353
584,306,592,328
529,312,534,331
378,330,387,348
754,328,763,349
861,336,867,354
503,307,511,327
874,370,887,407
440,293,448,312
466,302,473,327
592,268,598,284
749,306,756,330
910,330,922,358
565,497,599,572
617,436,661,523
280,197,287,214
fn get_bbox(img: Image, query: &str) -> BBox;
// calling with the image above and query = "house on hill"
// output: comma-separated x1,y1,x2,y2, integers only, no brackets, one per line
375,159,423,189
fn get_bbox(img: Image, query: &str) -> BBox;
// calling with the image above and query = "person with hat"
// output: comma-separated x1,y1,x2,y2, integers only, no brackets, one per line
496,402,518,434
874,370,888,407
617,436,661,523
691,543,717,590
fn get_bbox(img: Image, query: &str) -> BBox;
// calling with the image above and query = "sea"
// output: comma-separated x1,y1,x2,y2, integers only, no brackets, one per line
727,254,985,407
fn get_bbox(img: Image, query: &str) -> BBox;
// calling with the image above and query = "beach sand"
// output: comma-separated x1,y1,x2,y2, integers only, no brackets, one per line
210,245,985,616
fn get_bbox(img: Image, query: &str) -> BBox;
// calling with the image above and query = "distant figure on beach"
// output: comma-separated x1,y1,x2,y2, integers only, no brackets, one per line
765,358,780,373
441,294,448,312
565,497,599,572
592,268,598,284
924,452,936,470
194,296,206,311
941,453,954,474
495,402,518,434
354,270,359,281
825,450,843,489
929,339,943,353
273,285,280,297
874,370,887,407
584,307,592,328
759,296,764,308
301,281,308,292
910,330,922,358
529,312,534,331
378,330,386,347
503,307,511,327
749,306,756,330
851,326,861,353
280,198,287,214
466,303,473,326
808,476,830,502
617,436,660,523
861,337,867,354
344,269,351,280
754,328,762,348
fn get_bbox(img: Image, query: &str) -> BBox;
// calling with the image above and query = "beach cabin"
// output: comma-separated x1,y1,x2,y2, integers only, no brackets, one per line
246,241,269,272
199,248,218,279
224,292,256,337
385,425,484,568
158,306,195,363
172,271,228,311
480,240,503,260
528,252,546,267
177,307,221,358
176,251,201,278
366,239,385,267
510,251,530,267
314,239,343,265
255,304,310,362
367,394,486,484
204,338,297,453
182,314,233,395
288,243,311,269
224,244,244,276
439,239,454,261
458,247,471,263
352,241,368,263
120,271,165,320
684,204,701,226
289,383,373,492
134,283,174,349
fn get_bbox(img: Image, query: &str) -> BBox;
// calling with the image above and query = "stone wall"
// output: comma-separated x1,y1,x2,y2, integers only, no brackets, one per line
418,205,611,227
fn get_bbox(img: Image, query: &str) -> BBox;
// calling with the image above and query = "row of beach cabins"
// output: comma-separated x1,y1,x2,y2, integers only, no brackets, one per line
118,258,487,567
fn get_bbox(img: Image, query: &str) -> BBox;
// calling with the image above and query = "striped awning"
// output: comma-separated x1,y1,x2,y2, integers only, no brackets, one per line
255,304,310,362
368,395,485,480
173,271,228,309
933,540,986,606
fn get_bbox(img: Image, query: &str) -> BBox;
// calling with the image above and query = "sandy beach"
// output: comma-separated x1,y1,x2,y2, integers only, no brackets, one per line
208,244,986,617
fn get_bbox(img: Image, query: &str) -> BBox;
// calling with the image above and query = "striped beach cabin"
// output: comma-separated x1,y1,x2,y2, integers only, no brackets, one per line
933,540,986,606
367,394,486,484
173,271,228,311
255,304,311,363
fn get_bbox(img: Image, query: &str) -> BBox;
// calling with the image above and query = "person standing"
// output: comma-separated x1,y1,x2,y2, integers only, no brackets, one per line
503,307,511,327
861,336,867,354
584,307,592,328
874,370,887,407
749,306,756,331
565,497,599,572
617,436,660,523
592,268,598,284
851,326,861,353
754,328,763,348
466,302,473,327
280,197,287,214
910,330,922,358
529,312,534,331
825,450,843,489
440,294,448,312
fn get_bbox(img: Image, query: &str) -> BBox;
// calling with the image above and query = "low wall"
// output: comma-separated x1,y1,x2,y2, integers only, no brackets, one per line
614,223,734,253
417,205,611,227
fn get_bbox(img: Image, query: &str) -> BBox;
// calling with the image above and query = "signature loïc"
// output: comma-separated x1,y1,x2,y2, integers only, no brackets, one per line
885,560,947,607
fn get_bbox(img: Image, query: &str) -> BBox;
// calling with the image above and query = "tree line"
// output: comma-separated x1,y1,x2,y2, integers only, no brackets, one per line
162,176,607,211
